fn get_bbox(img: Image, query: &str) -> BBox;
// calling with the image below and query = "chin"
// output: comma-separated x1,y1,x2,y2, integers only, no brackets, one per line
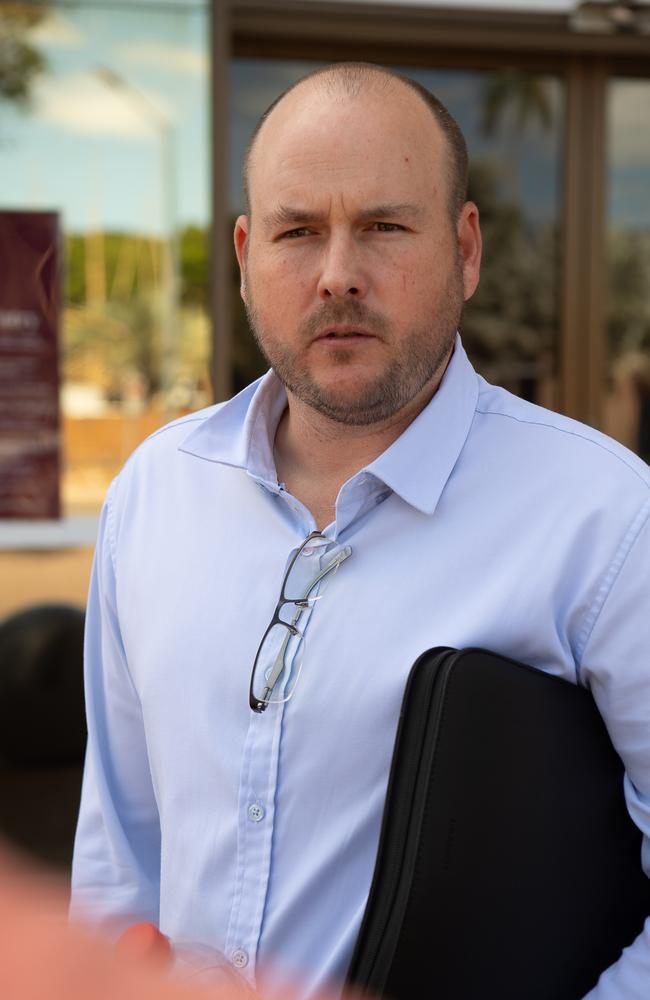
294,379,404,426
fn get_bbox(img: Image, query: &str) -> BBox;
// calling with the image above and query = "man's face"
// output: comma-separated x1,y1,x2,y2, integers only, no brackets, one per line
234,82,481,425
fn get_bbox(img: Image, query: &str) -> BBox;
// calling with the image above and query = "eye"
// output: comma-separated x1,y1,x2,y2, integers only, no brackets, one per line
279,227,312,239
371,222,405,233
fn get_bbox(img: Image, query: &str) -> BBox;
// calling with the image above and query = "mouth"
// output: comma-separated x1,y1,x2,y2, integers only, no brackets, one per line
315,326,376,341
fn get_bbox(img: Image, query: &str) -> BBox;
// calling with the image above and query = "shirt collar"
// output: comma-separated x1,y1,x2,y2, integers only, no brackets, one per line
179,334,479,515
364,335,479,514
179,370,287,486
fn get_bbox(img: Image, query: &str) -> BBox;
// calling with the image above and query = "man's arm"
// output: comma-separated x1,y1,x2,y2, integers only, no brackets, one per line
580,499,650,999
70,485,161,932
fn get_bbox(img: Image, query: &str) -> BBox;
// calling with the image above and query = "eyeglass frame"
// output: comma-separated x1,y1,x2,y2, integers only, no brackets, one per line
249,531,352,713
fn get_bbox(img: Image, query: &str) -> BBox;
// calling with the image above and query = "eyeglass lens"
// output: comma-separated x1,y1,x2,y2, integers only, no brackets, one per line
251,535,350,707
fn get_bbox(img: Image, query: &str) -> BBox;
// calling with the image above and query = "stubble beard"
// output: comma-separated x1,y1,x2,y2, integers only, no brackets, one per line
244,265,465,427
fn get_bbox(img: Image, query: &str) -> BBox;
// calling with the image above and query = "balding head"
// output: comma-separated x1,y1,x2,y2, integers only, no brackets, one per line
232,61,482,429
243,62,469,224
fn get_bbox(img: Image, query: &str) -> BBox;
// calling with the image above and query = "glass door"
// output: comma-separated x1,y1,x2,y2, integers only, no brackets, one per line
603,78,650,462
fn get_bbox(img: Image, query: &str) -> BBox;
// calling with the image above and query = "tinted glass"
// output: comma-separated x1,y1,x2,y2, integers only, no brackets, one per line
0,2,211,518
603,79,650,463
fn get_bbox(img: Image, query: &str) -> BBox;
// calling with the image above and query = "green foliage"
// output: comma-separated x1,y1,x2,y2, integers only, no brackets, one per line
608,228,650,356
65,233,86,305
463,160,558,387
480,71,554,138
62,225,210,398
65,231,158,306
0,4,48,108
179,224,209,308
64,226,209,308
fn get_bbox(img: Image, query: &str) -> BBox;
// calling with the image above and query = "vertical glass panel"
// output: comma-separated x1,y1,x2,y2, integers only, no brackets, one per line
603,79,650,462
0,2,211,517
229,59,563,407
0,8,211,866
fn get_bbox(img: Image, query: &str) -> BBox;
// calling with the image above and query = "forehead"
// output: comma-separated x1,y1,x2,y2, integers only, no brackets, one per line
248,82,449,214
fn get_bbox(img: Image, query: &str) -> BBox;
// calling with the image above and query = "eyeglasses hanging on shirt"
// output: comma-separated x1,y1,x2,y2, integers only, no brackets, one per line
249,532,353,713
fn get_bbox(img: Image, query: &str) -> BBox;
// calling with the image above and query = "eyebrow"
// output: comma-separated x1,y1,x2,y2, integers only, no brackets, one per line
262,202,424,230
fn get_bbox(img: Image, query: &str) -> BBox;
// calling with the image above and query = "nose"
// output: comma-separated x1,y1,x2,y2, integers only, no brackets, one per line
317,235,368,301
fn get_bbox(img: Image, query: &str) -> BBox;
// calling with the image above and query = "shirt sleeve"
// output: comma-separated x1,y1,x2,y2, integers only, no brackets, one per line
70,484,161,933
579,498,650,999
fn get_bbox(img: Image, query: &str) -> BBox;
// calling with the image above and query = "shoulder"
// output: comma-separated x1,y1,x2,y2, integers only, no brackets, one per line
105,402,226,509
137,403,224,451
474,376,650,493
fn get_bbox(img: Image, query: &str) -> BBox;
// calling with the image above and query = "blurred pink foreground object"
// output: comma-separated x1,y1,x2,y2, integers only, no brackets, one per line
0,843,364,1000
0,845,237,1000
116,920,258,995
115,921,173,965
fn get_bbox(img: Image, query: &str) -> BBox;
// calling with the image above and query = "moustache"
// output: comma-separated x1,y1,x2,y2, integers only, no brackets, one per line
300,301,389,341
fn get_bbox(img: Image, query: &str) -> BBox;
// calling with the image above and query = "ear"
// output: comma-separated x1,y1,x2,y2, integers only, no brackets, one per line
456,202,482,302
233,215,250,302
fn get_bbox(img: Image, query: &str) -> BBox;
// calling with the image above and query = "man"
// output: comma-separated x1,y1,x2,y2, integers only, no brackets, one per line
71,63,650,998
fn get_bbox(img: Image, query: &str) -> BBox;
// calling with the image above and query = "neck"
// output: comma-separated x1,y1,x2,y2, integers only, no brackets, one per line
273,359,451,529
275,396,416,483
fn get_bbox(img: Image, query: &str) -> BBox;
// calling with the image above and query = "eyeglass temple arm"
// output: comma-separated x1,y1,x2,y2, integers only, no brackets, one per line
262,545,353,697
293,545,353,608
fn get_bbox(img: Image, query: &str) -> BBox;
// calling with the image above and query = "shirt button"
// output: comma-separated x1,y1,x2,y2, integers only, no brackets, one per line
247,802,265,823
232,949,249,969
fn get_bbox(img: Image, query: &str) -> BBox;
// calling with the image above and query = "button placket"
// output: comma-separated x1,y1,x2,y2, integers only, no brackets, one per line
224,704,285,979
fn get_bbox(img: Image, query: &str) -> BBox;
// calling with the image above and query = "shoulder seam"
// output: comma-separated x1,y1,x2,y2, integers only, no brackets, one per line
475,405,650,488
146,413,210,442
116,412,213,472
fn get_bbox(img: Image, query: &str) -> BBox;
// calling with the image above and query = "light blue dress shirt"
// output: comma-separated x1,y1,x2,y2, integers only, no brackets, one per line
71,337,650,999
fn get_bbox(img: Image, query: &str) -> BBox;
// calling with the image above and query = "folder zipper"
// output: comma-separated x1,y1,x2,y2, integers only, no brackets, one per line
347,647,457,994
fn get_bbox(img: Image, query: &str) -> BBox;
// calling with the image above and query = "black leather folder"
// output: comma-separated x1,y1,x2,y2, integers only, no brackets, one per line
346,648,650,1000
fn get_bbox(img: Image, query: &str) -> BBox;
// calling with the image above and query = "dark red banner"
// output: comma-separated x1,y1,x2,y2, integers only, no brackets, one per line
0,210,61,519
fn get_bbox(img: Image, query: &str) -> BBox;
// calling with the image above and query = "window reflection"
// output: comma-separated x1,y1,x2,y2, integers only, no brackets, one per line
604,79,650,463
0,2,211,515
229,59,562,408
